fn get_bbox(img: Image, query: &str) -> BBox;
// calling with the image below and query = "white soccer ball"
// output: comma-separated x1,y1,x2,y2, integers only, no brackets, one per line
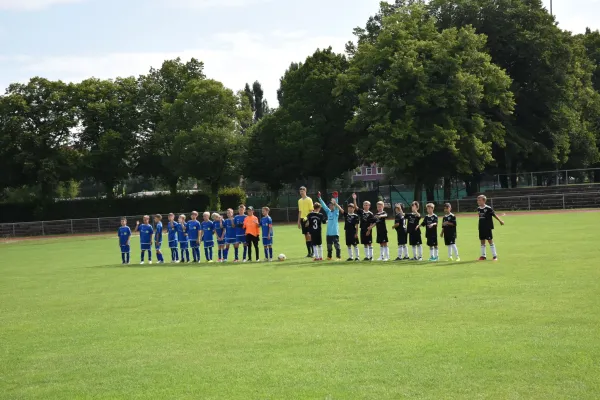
278,254,286,261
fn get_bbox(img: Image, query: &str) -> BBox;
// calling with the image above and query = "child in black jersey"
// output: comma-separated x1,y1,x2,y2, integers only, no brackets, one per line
393,203,409,260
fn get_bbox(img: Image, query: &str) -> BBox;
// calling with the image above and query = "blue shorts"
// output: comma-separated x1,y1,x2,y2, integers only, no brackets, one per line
155,242,162,251
179,241,189,249
120,244,130,253
169,239,178,249
203,240,214,248
262,238,273,246
217,239,225,246
141,243,152,251
236,235,246,244
226,237,237,245
190,240,199,249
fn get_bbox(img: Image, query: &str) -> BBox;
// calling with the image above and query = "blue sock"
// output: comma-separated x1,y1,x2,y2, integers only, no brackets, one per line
264,248,269,259
148,250,152,261
269,248,273,259
235,247,239,260
204,247,209,260
209,247,213,260
121,253,126,263
218,249,222,259
141,251,145,261
180,249,184,261
126,253,130,263
224,248,229,260
197,248,201,261
243,246,247,260
185,249,190,262
158,252,163,262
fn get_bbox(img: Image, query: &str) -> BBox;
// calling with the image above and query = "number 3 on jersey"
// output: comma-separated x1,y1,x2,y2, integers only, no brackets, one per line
313,219,318,230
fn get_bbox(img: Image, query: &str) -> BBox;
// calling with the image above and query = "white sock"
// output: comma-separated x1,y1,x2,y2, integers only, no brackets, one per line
348,247,353,259
434,248,438,258
447,246,452,258
452,244,459,257
403,245,409,257
412,246,417,258
354,246,359,258
418,245,423,258
313,246,318,258
491,244,497,258
369,246,374,259
481,245,487,257
398,246,402,258
430,247,434,258
384,247,389,259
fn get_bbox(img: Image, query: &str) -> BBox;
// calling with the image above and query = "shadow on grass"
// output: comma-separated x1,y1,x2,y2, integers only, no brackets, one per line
89,262,225,269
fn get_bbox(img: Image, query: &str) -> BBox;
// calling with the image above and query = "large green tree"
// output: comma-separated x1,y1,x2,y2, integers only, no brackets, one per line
244,110,300,206
165,79,252,209
74,77,142,198
1,78,80,200
138,58,206,194
278,48,357,194
337,2,514,200
428,0,599,186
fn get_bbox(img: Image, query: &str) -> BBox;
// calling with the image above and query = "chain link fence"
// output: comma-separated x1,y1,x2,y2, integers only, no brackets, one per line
1,191,599,239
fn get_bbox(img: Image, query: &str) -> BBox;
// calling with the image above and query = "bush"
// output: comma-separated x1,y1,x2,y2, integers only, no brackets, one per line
0,192,211,223
219,187,247,211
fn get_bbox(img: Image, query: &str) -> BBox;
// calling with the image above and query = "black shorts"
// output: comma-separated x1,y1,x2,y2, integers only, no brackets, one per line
360,230,372,245
311,233,323,246
409,231,422,246
301,219,310,235
326,235,340,246
396,231,407,245
479,229,493,241
426,236,438,247
377,232,388,244
443,235,456,246
345,232,358,247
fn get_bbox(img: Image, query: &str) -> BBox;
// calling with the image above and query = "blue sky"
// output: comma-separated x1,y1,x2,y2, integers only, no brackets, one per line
0,0,598,105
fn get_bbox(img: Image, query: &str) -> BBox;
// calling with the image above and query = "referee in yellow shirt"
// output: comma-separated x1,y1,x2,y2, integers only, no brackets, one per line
297,186,314,258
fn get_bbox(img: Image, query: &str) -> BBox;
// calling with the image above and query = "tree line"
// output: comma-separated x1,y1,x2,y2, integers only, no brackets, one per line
2,0,600,208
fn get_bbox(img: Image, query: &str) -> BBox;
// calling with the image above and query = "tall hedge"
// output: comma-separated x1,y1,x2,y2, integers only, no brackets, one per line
0,193,211,223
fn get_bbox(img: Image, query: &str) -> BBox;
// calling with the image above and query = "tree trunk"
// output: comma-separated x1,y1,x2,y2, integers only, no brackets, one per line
464,174,481,196
510,162,518,188
168,178,178,196
536,174,543,187
210,182,220,211
413,181,422,204
104,181,115,200
425,183,435,203
269,187,280,208
443,177,452,201
320,176,328,199
496,146,509,189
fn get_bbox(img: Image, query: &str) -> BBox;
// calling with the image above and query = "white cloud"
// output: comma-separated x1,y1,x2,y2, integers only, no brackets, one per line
0,0,83,11
1,31,348,105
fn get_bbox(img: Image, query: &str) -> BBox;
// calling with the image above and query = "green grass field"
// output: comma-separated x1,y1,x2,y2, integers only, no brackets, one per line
1,212,599,399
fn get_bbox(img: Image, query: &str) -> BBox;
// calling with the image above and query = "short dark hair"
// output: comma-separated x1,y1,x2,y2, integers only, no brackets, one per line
444,203,452,209
314,203,321,210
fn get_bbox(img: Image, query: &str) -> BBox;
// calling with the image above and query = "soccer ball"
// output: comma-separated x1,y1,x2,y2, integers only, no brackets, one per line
278,254,286,261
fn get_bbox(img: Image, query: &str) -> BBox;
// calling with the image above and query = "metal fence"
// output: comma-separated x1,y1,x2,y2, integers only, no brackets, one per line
493,168,600,188
1,191,599,239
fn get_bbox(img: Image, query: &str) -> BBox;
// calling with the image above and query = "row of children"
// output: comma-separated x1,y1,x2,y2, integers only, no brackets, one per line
302,193,503,263
117,206,274,264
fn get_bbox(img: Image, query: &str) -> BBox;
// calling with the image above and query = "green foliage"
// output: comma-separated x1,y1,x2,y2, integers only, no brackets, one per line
340,3,514,188
218,187,247,210
277,48,358,193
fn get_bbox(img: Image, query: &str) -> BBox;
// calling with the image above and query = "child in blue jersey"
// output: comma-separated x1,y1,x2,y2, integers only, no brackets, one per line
118,217,132,264
135,215,154,264
200,212,215,262
261,207,274,262
317,193,342,261
187,211,202,263
223,208,236,262
233,205,247,262
177,214,190,263
167,213,179,263
153,214,165,264
213,213,226,263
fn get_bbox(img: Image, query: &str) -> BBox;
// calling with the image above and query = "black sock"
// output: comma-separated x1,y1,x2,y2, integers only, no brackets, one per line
306,241,313,255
